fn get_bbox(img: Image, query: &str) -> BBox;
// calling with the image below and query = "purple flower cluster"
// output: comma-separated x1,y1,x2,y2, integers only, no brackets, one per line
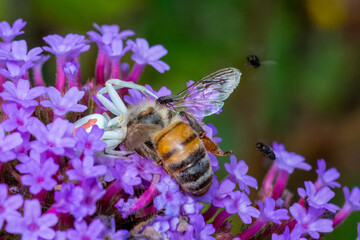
0,19,358,240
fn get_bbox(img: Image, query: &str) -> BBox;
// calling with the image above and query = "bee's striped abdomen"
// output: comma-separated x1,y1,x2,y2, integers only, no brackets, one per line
155,121,212,196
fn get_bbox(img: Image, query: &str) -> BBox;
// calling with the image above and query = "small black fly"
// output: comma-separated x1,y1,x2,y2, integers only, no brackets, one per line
256,142,276,160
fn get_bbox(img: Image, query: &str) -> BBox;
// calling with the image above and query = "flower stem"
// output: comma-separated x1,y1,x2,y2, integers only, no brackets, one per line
236,220,266,239
212,209,231,230
110,58,120,79
203,204,219,222
272,170,289,200
33,64,45,86
95,51,106,85
332,204,350,227
101,180,123,212
56,57,66,93
130,174,160,212
0,74,5,92
126,63,144,83
261,163,278,200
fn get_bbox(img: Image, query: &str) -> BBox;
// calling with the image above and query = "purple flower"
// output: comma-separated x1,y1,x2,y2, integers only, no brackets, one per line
88,23,134,49
63,61,78,79
5,199,58,240
3,40,42,64
66,156,107,181
21,158,59,194
0,61,34,81
298,181,340,213
43,34,90,59
289,203,333,239
71,178,105,221
0,79,45,108
213,179,236,208
223,190,260,224
40,87,87,116
271,227,307,240
0,184,23,229
0,124,23,162
12,132,31,163
2,102,35,132
126,38,170,73
116,197,138,218
315,159,340,189
130,154,162,182
67,219,105,240
224,155,258,194
182,196,204,215
272,142,312,174
111,160,141,195
343,186,360,211
102,38,131,59
154,175,186,216
0,19,26,42
189,214,216,240
54,182,83,213
124,84,171,106
75,125,106,155
357,222,360,240
258,197,290,224
29,118,76,155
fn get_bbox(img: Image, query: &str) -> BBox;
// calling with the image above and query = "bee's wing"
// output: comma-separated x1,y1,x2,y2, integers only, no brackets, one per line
166,67,241,118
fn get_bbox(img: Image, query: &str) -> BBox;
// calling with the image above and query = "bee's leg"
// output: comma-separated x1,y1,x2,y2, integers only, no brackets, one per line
200,135,232,156
179,111,205,136
135,144,163,164
180,111,232,156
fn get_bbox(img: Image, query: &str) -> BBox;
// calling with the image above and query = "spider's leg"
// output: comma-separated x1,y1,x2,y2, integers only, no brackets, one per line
105,149,134,156
105,79,158,99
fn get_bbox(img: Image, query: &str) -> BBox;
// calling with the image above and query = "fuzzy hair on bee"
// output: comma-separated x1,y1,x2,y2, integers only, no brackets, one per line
123,101,213,196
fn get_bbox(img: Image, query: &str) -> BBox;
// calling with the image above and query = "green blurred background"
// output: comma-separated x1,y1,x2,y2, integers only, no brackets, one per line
1,0,359,238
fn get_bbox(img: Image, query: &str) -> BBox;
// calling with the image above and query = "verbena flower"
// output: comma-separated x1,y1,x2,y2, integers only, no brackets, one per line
0,124,23,162
154,175,186,217
272,142,312,174
258,197,290,224
28,118,76,156
2,102,36,132
0,184,23,229
67,219,105,240
224,191,260,224
66,156,107,181
40,86,87,116
0,20,358,240
0,61,33,81
315,158,341,189
21,158,59,194
74,125,107,155
0,19,26,43
289,203,333,239
5,199,58,240
224,155,258,194
43,34,89,59
298,181,340,213
126,38,170,73
0,79,45,108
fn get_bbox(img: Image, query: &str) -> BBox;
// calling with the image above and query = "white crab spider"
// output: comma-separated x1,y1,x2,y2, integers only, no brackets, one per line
74,79,158,156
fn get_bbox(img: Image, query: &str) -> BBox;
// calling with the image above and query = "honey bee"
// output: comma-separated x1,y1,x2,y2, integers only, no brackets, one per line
75,68,241,196
122,68,241,196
